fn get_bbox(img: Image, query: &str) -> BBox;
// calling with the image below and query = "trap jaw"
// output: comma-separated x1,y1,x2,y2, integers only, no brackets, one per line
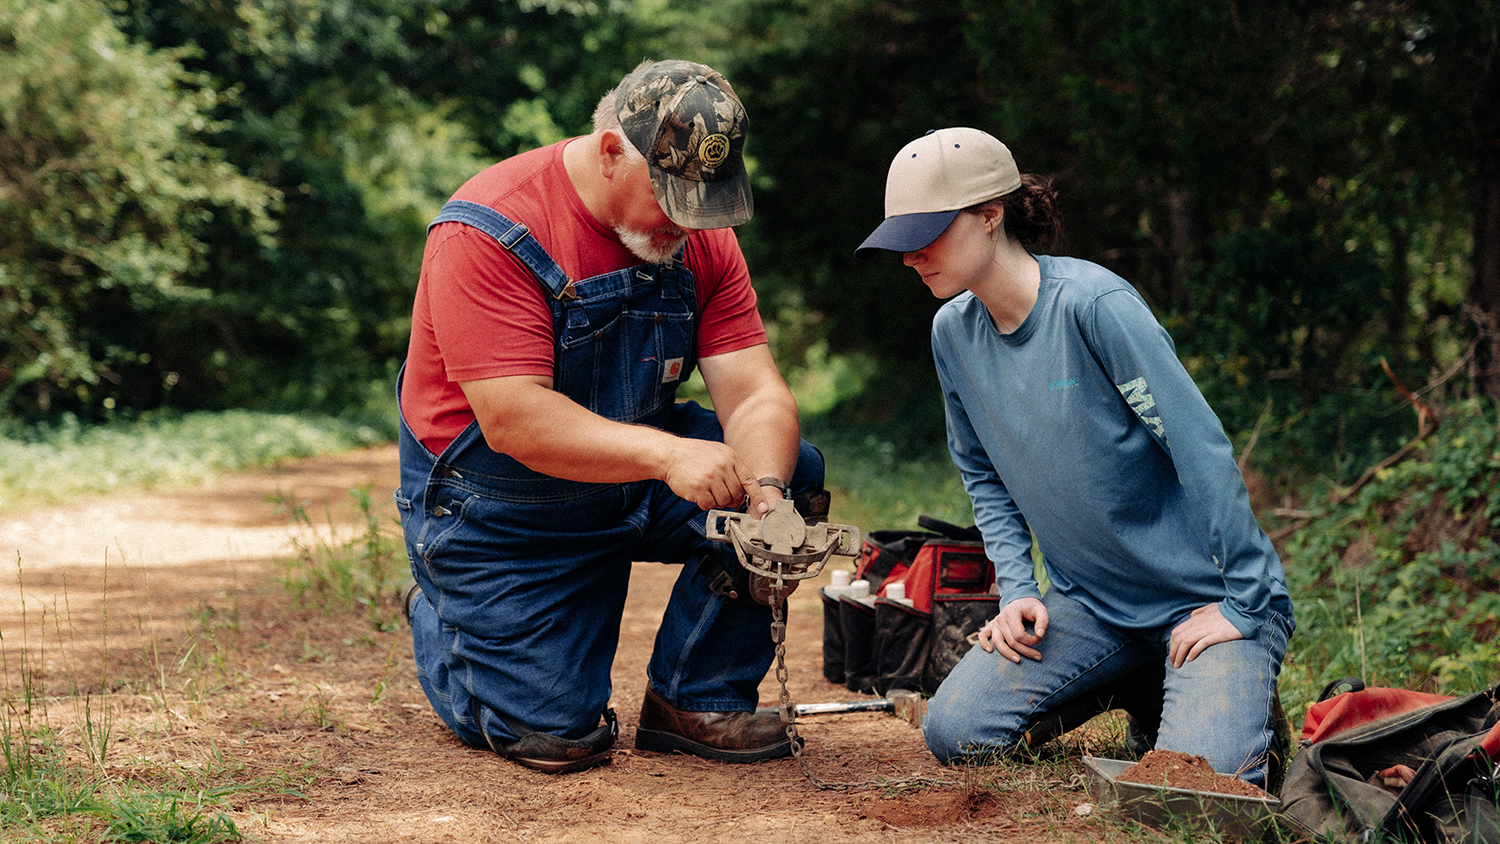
705,497,861,594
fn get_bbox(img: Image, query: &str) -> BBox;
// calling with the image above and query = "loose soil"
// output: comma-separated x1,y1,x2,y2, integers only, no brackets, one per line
0,444,1168,843
1118,750,1271,799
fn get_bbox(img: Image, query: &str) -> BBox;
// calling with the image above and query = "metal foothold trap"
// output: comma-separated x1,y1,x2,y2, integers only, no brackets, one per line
705,498,860,586
705,499,947,792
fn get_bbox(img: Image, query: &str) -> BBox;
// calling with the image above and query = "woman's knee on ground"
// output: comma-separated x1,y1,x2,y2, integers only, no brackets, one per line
922,687,1027,763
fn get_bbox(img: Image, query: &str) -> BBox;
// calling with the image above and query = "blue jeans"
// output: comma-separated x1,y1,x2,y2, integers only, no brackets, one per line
923,589,1292,787
399,399,825,748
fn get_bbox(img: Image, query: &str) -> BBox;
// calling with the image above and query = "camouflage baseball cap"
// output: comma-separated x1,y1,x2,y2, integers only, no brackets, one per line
615,60,753,229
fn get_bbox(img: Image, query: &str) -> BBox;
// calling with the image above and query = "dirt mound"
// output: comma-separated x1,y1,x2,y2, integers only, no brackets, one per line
1118,750,1271,798
864,786,1005,827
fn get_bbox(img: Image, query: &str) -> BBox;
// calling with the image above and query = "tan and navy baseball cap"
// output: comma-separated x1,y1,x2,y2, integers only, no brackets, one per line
855,127,1021,257
616,60,753,230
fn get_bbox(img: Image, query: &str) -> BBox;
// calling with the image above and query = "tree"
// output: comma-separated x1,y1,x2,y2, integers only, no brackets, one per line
692,0,1492,473
109,0,639,413
0,0,275,418
11,0,1489,478
1393,1,1500,395
109,0,488,412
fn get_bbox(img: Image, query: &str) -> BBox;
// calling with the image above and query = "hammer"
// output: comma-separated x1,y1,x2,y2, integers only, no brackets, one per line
761,690,927,724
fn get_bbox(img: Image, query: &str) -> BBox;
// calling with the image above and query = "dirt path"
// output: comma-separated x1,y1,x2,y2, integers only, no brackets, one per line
0,445,1142,843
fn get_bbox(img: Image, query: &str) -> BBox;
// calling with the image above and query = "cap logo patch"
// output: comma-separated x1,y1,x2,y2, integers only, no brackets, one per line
698,133,730,168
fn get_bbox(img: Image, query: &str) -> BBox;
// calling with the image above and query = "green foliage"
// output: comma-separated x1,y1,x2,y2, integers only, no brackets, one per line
0,408,393,511
809,420,972,531
75,0,661,419
0,722,102,828
0,0,1493,488
104,0,498,416
1280,399,1500,714
0,0,277,420
704,0,1491,474
0,716,248,843
714,0,983,369
765,289,878,416
104,794,241,843
1173,218,1422,480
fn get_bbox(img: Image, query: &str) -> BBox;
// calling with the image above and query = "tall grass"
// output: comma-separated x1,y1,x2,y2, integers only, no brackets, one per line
273,485,408,632
1,570,250,842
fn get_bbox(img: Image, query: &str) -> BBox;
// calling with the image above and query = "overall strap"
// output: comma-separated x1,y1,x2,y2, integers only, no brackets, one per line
429,199,579,301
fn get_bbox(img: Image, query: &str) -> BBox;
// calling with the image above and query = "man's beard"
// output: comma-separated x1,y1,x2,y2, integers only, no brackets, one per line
615,223,689,264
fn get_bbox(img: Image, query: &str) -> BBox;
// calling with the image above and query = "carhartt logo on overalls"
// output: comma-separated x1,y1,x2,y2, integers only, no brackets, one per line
662,357,685,384
698,134,730,168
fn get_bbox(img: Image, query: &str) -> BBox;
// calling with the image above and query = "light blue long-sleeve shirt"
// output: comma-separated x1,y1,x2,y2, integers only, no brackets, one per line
932,255,1292,638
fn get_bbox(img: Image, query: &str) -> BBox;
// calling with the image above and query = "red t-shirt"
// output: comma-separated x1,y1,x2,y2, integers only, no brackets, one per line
402,139,767,455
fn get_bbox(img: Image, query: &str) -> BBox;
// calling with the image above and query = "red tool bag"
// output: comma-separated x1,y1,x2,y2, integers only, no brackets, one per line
820,517,996,696
1278,677,1500,843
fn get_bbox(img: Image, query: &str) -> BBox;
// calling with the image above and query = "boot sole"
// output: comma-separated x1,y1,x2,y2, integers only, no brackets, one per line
510,749,613,775
634,727,797,763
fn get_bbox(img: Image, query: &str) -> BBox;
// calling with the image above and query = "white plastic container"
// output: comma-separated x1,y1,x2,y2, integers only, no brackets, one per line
822,569,856,600
884,581,915,606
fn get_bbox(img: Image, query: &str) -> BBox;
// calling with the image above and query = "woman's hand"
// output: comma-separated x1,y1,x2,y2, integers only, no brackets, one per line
1168,603,1243,668
977,597,1048,663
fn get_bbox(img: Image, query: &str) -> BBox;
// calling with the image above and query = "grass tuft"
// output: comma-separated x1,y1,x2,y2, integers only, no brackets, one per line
272,484,407,632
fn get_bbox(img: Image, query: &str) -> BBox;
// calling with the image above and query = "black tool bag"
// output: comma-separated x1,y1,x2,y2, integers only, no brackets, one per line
1279,677,1500,844
921,588,999,692
835,593,879,693
821,517,996,696
819,527,938,689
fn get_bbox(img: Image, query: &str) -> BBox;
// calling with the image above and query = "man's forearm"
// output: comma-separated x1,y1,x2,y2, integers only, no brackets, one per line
462,375,679,483
462,373,776,512
717,386,800,493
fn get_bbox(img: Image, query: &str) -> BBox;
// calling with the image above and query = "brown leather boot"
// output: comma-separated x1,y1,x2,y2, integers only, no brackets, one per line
635,685,798,762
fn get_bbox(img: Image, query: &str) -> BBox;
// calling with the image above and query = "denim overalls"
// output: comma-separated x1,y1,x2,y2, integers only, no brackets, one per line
396,200,824,747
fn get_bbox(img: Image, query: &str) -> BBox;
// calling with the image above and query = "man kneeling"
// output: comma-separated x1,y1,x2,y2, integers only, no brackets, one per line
396,59,823,774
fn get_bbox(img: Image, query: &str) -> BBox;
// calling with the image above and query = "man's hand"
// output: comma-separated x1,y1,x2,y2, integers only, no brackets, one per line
1168,603,1243,668
660,438,768,513
978,597,1048,663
